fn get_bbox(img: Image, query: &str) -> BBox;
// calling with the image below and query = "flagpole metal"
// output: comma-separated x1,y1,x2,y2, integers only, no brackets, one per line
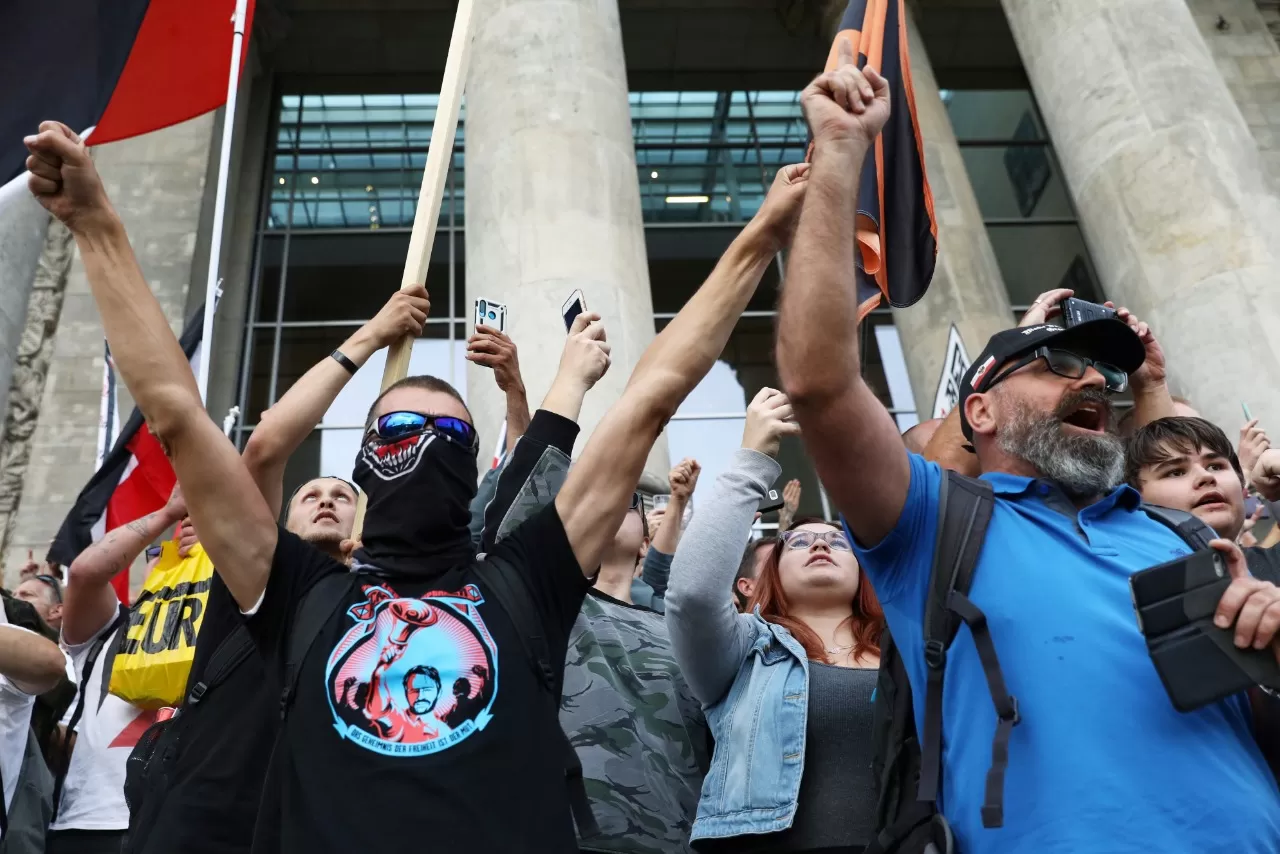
196,0,250,403
351,0,477,539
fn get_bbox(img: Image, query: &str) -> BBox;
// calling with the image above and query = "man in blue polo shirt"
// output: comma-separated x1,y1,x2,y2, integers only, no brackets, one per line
776,44,1280,854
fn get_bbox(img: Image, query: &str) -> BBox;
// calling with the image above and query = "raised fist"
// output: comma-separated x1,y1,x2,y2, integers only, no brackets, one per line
25,121,113,233
800,37,891,148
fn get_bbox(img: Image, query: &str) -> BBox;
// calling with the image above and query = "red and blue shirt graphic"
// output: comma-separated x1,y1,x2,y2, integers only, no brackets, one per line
325,581,498,756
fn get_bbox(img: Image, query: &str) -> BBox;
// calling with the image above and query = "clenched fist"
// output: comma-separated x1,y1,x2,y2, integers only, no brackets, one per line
800,37,891,148
25,121,113,233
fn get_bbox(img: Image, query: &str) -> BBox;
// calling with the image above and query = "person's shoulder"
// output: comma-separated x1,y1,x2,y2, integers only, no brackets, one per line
273,525,347,573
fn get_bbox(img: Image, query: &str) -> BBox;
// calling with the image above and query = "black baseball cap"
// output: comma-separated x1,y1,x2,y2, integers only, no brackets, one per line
957,318,1146,441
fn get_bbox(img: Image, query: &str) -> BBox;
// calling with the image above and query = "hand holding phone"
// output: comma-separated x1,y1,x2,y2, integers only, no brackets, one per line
562,290,586,332
474,298,507,333
1060,297,1117,328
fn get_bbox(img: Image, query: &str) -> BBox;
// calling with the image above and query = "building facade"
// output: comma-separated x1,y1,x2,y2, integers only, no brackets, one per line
2,0,1279,582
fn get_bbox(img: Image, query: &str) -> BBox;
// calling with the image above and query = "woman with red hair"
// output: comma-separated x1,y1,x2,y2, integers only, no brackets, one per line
666,387,885,853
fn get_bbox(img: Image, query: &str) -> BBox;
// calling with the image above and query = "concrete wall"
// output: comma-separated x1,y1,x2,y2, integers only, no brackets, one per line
1191,0,1280,189
0,183,52,429
2,116,217,584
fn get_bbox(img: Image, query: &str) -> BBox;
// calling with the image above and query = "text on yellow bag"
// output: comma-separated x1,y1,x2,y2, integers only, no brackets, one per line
109,540,213,709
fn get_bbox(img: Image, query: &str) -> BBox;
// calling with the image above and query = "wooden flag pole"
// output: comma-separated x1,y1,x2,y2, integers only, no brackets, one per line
351,0,477,540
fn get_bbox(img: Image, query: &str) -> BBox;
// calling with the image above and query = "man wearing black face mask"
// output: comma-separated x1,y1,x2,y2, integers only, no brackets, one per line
27,118,809,853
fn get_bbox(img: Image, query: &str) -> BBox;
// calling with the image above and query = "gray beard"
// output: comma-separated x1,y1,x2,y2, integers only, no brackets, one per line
995,393,1125,501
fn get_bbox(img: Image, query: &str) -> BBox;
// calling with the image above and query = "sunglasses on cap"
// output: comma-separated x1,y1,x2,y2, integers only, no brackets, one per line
368,411,479,454
984,347,1128,395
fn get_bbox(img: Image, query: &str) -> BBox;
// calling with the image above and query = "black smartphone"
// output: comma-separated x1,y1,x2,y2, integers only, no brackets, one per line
1060,297,1117,328
1130,550,1280,711
561,290,586,332
758,488,785,515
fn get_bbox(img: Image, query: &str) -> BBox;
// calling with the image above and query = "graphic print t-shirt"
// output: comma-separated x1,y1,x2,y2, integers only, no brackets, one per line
247,504,589,854
53,617,154,831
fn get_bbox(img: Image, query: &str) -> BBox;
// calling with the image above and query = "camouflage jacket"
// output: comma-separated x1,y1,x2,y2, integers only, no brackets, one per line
561,590,709,854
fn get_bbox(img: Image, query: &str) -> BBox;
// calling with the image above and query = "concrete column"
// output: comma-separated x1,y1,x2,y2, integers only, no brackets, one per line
465,0,668,479
1002,0,1280,434
0,183,52,425
3,115,216,585
891,16,1015,418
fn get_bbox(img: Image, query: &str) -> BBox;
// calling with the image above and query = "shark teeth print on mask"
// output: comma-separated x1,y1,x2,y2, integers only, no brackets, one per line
362,431,434,481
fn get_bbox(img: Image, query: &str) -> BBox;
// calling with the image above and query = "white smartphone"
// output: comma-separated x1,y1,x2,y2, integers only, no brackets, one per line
474,298,507,333
561,290,586,332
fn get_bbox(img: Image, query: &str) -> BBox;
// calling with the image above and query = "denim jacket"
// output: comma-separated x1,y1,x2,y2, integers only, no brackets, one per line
665,449,811,841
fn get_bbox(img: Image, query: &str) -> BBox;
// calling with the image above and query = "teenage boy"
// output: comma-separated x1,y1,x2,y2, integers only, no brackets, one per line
1127,417,1248,541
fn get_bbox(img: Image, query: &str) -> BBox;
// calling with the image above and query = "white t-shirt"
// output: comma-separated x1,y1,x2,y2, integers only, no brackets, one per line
53,615,154,831
0,621,76,822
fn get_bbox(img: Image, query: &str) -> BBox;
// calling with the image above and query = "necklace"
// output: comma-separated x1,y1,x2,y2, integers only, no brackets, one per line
825,642,854,655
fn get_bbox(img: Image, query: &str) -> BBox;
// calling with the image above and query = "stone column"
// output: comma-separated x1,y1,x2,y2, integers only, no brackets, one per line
3,115,216,587
465,0,668,479
1002,0,1280,435
0,183,52,425
891,16,1015,418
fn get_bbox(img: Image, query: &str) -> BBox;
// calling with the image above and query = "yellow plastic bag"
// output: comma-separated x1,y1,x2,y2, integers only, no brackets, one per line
109,541,213,709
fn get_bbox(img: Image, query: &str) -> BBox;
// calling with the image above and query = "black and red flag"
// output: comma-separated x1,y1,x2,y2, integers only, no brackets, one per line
823,0,937,319
0,0,255,184
47,305,204,604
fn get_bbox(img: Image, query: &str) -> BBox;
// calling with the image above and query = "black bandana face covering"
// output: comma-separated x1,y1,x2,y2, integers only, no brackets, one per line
352,428,479,577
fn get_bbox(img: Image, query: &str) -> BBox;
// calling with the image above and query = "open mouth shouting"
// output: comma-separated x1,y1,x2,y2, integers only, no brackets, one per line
1058,392,1112,436
361,432,433,481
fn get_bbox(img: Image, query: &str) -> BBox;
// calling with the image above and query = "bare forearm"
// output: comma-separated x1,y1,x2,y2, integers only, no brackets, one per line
245,326,377,515
777,138,867,401
652,496,686,554
631,224,775,393
0,628,68,695
505,388,532,447
1130,384,1176,431
74,216,201,435
69,508,176,588
540,377,589,423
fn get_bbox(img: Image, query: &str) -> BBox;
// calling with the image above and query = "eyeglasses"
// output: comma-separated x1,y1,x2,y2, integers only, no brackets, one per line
33,575,62,604
781,530,852,552
985,347,1128,395
368,411,478,453
630,492,643,511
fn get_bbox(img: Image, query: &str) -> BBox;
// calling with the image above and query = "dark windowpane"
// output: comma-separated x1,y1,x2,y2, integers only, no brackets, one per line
986,224,1103,306
944,90,1047,142
959,144,1074,220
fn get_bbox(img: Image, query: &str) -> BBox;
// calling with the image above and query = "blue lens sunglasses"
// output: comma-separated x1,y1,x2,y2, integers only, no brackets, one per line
368,411,479,454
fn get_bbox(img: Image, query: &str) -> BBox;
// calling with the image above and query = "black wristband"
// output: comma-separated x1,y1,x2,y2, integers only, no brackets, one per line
331,349,359,375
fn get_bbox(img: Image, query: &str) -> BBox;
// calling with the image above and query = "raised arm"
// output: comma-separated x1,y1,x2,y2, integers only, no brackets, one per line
555,164,806,573
1109,302,1174,429
480,319,610,549
466,325,532,447
775,41,906,547
0,625,71,696
26,122,277,611
651,459,699,556
244,287,428,517
666,390,793,705
62,486,185,645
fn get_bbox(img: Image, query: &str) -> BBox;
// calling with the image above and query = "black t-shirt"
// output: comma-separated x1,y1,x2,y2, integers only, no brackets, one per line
248,504,589,854
131,574,275,854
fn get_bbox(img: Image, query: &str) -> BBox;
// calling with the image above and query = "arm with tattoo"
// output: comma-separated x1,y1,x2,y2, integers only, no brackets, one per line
62,488,187,645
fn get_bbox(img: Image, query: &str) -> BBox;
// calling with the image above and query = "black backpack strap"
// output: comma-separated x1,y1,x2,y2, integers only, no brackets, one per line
281,573,358,721
479,556,597,838
52,607,127,822
185,625,255,708
916,472,996,808
1141,504,1218,551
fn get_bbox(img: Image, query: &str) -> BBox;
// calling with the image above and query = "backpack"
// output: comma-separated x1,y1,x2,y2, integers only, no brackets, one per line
122,625,256,845
282,564,598,837
867,470,1217,854
0,729,55,854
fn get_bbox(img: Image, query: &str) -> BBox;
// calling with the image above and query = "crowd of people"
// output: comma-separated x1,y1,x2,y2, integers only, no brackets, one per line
2,41,1279,854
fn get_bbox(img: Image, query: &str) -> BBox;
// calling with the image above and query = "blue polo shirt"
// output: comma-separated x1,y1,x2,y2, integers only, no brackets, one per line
851,453,1280,854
